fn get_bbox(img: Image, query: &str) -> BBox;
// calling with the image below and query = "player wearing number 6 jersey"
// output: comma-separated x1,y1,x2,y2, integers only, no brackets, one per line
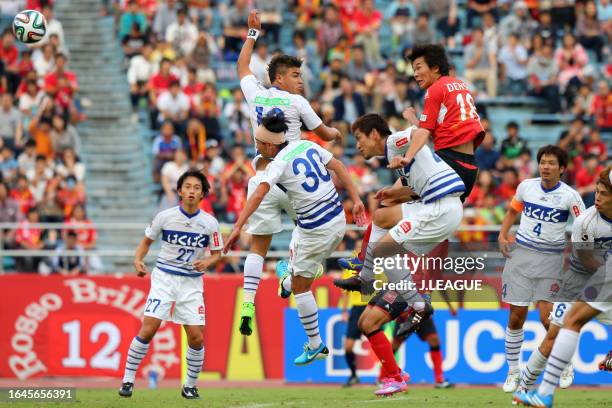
118,170,223,400
498,146,585,394
223,115,366,366
236,10,341,337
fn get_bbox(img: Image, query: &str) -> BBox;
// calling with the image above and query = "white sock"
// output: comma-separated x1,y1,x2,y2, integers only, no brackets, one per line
505,327,524,371
122,336,150,383
295,291,321,349
539,329,578,396
521,348,548,389
243,254,264,303
282,273,293,293
361,223,389,281
184,345,205,387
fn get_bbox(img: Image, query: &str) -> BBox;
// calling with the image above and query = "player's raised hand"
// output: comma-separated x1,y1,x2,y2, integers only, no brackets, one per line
223,227,241,254
134,260,148,277
352,200,367,227
402,107,418,126
248,9,261,30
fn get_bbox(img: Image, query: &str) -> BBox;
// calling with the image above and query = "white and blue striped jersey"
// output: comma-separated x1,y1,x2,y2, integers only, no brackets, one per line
386,127,465,204
240,74,322,142
261,140,344,230
569,206,612,274
145,206,223,277
514,178,585,253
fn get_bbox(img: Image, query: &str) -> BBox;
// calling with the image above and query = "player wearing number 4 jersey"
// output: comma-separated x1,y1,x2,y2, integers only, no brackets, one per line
224,115,366,366
118,171,223,400
498,146,585,395
236,10,341,337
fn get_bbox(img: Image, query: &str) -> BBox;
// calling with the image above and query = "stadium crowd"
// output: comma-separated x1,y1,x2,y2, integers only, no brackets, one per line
0,1,98,273
0,0,610,273
114,0,610,238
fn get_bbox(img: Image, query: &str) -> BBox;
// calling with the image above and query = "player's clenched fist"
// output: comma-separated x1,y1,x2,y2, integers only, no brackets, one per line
134,260,148,277
387,156,412,169
192,260,209,272
223,227,241,254
248,9,261,30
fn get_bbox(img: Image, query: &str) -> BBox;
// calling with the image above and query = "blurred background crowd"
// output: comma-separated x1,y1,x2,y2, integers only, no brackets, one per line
0,0,610,273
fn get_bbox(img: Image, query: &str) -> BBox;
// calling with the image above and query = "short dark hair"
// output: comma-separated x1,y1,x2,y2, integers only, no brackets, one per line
176,170,210,196
537,145,568,169
262,109,288,133
351,113,391,138
409,44,450,76
268,55,302,84
598,165,612,193
66,230,78,239
506,121,519,130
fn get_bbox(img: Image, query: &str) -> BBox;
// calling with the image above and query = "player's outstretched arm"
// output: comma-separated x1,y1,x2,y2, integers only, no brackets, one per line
134,237,154,277
326,158,366,226
498,204,521,258
237,10,261,80
223,182,271,253
388,127,431,169
312,124,343,142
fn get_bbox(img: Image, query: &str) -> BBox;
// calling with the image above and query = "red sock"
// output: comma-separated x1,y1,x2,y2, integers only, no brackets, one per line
367,330,402,381
358,223,372,261
430,347,444,383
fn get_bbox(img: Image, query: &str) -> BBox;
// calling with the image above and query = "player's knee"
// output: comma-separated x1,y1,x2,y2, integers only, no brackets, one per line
428,334,440,348
137,328,156,343
188,333,204,348
508,308,527,329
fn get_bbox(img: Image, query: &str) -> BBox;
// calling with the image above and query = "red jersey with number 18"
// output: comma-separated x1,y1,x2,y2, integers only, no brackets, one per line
419,76,485,151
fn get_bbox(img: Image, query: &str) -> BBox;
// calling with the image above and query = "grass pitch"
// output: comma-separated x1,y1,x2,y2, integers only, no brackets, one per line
1,387,611,408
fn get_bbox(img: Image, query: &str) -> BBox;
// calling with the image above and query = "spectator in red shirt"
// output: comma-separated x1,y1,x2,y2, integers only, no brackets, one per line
15,207,44,272
584,129,608,162
575,154,604,207
222,164,249,223
10,175,35,216
0,29,19,93
56,175,86,218
495,167,519,202
147,58,177,127
65,203,103,272
590,80,612,130
352,0,383,67
44,53,79,113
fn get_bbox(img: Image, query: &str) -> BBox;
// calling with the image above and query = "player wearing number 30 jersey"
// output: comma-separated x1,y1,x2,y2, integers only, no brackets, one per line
118,171,222,400
235,10,341,337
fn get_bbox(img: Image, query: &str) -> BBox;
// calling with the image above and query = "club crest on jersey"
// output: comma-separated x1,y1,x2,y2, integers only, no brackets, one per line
161,229,210,248
549,282,560,294
522,201,569,223
198,305,205,315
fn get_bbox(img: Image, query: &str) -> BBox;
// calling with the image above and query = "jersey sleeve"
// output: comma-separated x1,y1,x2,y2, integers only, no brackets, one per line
419,84,444,131
261,159,288,187
386,128,414,159
144,212,164,241
567,191,586,221
315,142,333,165
510,180,527,211
239,74,264,106
209,218,224,251
570,212,593,244
295,95,323,130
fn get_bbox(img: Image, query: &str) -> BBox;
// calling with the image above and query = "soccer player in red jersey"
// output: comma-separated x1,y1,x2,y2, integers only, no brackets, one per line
402,44,484,201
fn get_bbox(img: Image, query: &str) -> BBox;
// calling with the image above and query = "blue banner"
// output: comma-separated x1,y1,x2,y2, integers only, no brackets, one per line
284,309,612,384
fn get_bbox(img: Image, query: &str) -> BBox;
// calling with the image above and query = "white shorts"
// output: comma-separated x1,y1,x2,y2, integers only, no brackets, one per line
245,171,296,235
289,215,346,278
388,195,463,255
501,246,563,307
144,268,205,325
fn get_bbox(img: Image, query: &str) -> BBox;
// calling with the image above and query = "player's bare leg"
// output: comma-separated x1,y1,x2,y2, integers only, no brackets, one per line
182,324,205,399
292,275,329,365
119,316,163,397
241,234,272,335
503,305,527,392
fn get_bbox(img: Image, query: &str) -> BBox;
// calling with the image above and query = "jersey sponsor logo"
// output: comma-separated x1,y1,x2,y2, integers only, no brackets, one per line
522,201,570,223
420,114,427,121
395,137,409,148
281,141,311,162
572,205,581,217
213,232,219,247
161,229,210,248
254,96,291,106
198,305,205,315
399,221,412,234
